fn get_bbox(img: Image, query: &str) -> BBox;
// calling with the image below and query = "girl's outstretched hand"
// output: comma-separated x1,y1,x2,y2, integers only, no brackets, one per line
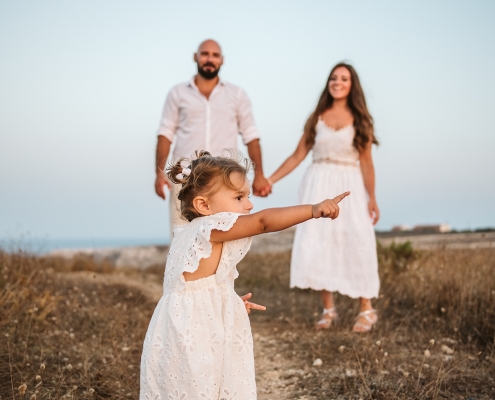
312,191,350,219
240,293,266,315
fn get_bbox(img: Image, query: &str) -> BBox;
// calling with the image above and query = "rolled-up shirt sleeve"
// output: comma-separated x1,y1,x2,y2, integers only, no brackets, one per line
157,87,179,141
237,88,260,144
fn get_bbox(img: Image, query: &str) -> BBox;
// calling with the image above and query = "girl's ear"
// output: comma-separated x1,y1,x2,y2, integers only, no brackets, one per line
192,196,211,216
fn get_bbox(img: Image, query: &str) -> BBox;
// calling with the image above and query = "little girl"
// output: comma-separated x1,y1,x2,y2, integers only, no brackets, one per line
140,151,349,400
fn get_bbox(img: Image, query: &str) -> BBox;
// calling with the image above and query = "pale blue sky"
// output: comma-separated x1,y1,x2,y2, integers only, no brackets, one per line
1,0,494,248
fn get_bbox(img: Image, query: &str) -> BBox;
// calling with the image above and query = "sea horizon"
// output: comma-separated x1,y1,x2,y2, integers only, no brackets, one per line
0,236,171,255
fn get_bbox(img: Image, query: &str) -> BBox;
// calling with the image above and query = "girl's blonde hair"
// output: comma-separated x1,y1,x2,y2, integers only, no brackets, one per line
166,150,252,222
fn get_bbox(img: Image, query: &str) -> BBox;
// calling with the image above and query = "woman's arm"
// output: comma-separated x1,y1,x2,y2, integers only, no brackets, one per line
359,142,380,225
210,192,350,243
269,132,312,184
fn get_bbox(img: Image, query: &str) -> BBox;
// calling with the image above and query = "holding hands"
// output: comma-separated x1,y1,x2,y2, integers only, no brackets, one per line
252,174,272,197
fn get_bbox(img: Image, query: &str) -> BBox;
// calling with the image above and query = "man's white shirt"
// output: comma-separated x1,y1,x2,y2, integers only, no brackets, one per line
157,77,260,159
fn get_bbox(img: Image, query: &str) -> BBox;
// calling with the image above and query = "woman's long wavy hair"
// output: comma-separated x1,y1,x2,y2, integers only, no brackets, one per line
304,63,378,152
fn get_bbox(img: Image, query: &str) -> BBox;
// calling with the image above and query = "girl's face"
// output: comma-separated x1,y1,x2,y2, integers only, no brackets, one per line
328,66,352,100
194,172,253,216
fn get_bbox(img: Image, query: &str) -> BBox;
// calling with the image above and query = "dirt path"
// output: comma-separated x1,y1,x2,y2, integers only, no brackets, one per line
63,271,303,399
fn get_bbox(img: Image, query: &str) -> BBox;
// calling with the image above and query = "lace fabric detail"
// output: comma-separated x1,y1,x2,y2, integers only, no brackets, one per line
164,212,251,293
140,212,256,399
313,157,358,167
313,120,359,164
291,118,380,299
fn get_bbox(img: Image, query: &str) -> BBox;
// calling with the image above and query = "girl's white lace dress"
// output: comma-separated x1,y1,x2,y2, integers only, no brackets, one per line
290,120,380,299
140,212,257,400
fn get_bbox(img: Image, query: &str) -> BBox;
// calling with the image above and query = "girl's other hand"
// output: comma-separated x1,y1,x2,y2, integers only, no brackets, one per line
368,198,380,225
240,293,266,315
312,191,350,219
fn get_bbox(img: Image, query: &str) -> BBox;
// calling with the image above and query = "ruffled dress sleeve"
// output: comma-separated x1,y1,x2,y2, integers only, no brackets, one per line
163,212,251,292
183,212,242,273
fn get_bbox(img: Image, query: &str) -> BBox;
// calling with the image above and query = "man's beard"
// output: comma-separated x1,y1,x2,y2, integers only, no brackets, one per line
197,63,220,80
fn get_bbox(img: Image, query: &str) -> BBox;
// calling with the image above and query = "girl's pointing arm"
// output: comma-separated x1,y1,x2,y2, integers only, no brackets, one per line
210,192,350,243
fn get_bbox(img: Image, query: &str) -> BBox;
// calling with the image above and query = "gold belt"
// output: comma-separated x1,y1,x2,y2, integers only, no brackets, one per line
313,158,358,167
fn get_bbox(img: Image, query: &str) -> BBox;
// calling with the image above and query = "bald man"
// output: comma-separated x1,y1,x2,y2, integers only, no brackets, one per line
154,39,271,230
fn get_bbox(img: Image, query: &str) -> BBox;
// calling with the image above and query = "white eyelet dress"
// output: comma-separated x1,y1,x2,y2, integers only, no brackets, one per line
140,212,257,400
290,120,380,299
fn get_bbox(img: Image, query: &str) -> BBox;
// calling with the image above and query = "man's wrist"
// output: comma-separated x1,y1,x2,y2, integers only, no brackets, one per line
253,169,265,178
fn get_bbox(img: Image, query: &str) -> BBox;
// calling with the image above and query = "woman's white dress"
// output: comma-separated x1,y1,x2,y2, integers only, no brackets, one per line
290,120,380,299
140,212,257,400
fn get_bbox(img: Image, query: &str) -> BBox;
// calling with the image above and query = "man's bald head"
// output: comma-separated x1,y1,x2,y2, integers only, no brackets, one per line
194,39,224,80
196,39,222,55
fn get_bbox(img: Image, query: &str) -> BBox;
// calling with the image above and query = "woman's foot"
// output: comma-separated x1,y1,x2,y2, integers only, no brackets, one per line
352,309,378,333
315,307,338,330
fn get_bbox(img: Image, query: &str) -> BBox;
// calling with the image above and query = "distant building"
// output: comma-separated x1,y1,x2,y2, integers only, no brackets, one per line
412,223,451,233
392,225,412,232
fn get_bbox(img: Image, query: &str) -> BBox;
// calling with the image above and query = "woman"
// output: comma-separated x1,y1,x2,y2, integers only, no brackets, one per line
268,63,380,332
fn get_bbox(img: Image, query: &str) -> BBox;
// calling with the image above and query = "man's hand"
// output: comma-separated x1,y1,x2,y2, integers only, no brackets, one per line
312,191,350,219
240,293,266,315
155,174,171,200
252,174,272,197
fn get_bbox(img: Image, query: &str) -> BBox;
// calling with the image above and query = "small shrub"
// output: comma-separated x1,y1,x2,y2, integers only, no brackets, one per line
377,240,419,273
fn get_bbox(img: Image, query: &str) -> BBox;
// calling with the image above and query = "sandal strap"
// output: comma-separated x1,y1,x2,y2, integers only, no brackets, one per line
357,309,377,325
316,307,337,329
322,307,337,318
316,319,332,327
358,309,376,316
353,321,372,332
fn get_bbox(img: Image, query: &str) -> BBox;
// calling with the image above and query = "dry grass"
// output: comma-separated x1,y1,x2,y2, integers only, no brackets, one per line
1,243,494,399
236,244,495,399
0,252,153,399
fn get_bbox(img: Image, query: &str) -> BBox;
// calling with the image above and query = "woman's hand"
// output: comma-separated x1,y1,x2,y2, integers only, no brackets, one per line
240,293,266,315
368,198,380,225
312,192,350,219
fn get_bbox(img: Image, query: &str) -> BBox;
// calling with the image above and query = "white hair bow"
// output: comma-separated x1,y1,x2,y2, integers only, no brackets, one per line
176,167,191,180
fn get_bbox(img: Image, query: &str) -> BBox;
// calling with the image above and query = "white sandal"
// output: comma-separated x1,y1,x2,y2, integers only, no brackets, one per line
316,307,338,329
352,309,378,333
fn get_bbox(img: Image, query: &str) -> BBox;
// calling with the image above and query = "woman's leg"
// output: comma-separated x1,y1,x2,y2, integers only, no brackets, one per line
316,290,337,329
359,297,374,312
352,297,378,332
321,290,335,310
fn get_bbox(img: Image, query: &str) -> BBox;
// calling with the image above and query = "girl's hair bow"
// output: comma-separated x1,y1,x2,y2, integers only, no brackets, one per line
176,167,191,180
